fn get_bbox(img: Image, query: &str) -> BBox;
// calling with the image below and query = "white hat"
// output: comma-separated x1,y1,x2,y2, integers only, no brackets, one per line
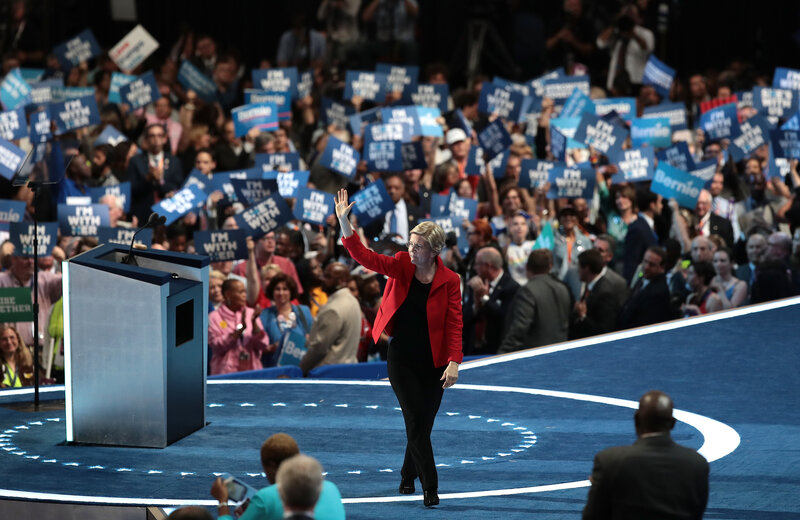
446,128,468,146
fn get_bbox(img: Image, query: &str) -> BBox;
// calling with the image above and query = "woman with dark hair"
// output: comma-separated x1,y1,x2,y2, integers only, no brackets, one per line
259,273,313,367
1,324,34,388
335,189,462,507
707,247,747,311
681,261,720,316
208,279,269,375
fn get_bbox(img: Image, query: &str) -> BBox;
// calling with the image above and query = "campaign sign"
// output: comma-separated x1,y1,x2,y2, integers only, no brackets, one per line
319,136,359,179
493,76,531,97
770,130,800,159
53,29,101,70
233,193,292,239
642,102,688,132
57,204,110,236
177,60,217,103
753,86,798,120
773,67,800,91
547,166,596,199
194,229,249,262
255,152,301,172
344,70,388,102
351,179,394,227
108,72,135,104
416,106,443,137
542,75,590,103
642,55,675,97
630,117,671,148
401,141,427,170
109,24,160,72
96,226,153,248
1,68,31,110
530,67,565,97
277,330,307,367
782,112,800,130
93,124,128,146
656,141,695,172
0,138,27,180
425,215,468,255
183,169,210,193
20,69,43,82
380,106,421,137
209,168,262,203
560,88,596,118
364,139,403,172
453,108,473,135
728,115,772,162
594,97,636,120
608,147,655,183
293,186,334,226
405,83,449,113
464,146,485,176
477,119,512,161
150,185,206,226
487,149,510,179
376,64,419,95
89,182,132,214
265,170,310,198
297,70,313,99
0,200,25,224
518,159,559,189
573,113,627,155
0,107,28,141
321,97,354,129
366,121,413,143
431,193,477,223
50,86,96,104
251,67,298,97
699,103,741,140
689,158,717,182
51,95,100,134
550,116,587,150
28,78,62,106
9,222,57,256
551,126,567,162
244,90,291,120
478,83,525,121
765,141,791,179
230,178,279,206
348,106,382,136
118,70,159,110
651,162,704,208
232,102,279,138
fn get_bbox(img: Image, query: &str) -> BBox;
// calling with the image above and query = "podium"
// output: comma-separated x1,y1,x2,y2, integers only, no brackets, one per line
63,244,210,448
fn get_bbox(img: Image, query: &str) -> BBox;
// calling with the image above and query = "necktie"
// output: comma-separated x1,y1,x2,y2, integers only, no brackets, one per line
390,210,398,234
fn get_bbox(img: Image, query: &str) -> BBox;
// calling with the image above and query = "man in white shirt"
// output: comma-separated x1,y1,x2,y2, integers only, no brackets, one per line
596,4,654,91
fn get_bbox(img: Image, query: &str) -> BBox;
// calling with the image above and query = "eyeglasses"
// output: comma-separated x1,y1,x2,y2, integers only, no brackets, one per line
407,242,428,252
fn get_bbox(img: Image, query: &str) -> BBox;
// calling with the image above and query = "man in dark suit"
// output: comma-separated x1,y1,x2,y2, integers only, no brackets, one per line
363,173,426,243
622,191,661,284
583,390,709,519
128,123,184,224
570,249,623,339
463,247,519,354
618,246,675,330
694,189,735,249
594,234,629,308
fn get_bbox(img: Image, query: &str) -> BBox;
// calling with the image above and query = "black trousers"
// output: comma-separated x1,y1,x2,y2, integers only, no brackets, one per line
387,351,445,491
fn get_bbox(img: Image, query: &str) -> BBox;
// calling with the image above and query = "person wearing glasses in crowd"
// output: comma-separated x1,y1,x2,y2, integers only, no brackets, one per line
334,189,462,508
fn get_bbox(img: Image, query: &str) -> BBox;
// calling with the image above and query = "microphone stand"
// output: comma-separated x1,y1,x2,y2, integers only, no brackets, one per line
28,180,43,409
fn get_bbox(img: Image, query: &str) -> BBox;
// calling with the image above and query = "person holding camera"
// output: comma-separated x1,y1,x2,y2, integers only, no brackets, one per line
596,3,654,93
335,189,462,508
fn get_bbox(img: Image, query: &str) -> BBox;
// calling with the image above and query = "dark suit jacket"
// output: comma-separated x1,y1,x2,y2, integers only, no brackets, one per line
709,213,735,249
583,434,709,520
463,271,520,354
570,275,622,340
128,153,184,224
363,201,426,241
604,268,630,309
623,217,658,284
617,273,674,330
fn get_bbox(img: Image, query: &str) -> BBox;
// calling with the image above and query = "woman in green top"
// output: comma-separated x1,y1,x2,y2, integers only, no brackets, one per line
1,324,34,388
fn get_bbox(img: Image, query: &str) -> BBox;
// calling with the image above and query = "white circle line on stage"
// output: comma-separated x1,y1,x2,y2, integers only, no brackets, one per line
0,381,740,506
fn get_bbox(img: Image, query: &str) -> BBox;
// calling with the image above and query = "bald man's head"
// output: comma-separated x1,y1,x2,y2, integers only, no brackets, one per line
321,262,352,294
634,390,676,436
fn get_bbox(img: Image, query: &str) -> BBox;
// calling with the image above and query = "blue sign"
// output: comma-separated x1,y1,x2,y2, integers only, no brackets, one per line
232,102,279,138
364,139,403,172
401,141,427,170
349,106,382,136
651,162,705,208
244,90,291,121
642,55,675,97
630,117,671,148
297,70,313,100
52,29,101,70
376,64,419,95
405,83,449,113
351,179,394,227
230,178,279,206
547,166,596,199
594,97,636,121
608,147,655,183
209,168,262,203
108,72,135,104
689,158,718,182
233,193,292,239
464,146,484,176
770,130,800,159
19,69,43,82
182,169,210,194
752,86,798,120
194,229,249,261
1,68,31,110
177,60,217,103
255,152,301,172
264,170,309,198
530,67,565,97
0,200,25,224
0,107,28,140
478,119,512,160
551,126,567,162
453,108,473,135
366,121,413,143
765,141,791,179
96,226,153,248
344,70,388,102
277,330,307,367
150,185,207,226
518,159,559,189
28,78,62,107
9,222,57,256
416,106,443,137
293,186,335,226
57,203,110,236
319,136,359,179
782,112,800,130
656,141,695,172
573,113,628,155
423,215,468,255
119,70,160,110
321,97,354,129
50,86,95,104
93,124,128,146
560,88,596,118
772,67,800,91
543,75,590,103
251,67,298,98
642,102,688,132
89,182,132,214
550,116,587,150
699,103,741,140
380,106,421,137
728,115,773,161
431,193,478,223
493,76,531,97
51,95,100,134
479,83,525,121
0,138,28,179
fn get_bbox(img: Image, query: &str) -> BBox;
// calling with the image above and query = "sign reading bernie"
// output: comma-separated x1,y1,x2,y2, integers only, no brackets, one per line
650,162,705,209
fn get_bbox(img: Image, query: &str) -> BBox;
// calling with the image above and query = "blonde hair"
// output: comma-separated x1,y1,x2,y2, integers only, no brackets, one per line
410,221,446,256
0,324,32,368
209,269,226,283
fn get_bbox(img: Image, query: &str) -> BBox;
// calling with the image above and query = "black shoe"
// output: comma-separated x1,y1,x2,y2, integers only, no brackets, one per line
399,478,415,495
423,489,439,507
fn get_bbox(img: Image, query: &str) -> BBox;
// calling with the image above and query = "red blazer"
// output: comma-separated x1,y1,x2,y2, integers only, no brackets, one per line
343,234,463,367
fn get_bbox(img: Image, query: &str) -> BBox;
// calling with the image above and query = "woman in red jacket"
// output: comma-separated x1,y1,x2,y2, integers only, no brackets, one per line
335,189,462,508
